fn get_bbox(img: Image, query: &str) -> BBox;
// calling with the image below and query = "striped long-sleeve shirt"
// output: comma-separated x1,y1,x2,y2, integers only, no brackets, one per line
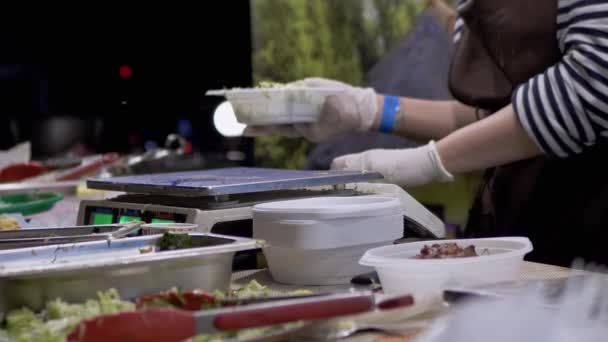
454,0,608,158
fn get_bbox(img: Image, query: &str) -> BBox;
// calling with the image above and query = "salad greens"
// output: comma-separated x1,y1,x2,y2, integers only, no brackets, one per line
186,281,309,340
0,281,312,341
256,81,285,88
1,289,134,342
158,231,193,251
188,322,303,342
231,279,271,298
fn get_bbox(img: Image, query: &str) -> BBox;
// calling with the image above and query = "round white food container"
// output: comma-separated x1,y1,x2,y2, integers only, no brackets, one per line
359,237,533,299
252,196,403,285
224,87,342,125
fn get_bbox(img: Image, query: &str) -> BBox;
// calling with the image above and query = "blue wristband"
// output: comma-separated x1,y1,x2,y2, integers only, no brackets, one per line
380,95,399,133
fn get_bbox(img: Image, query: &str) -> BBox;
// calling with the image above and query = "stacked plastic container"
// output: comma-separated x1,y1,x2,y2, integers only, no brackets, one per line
252,196,403,285
207,87,342,125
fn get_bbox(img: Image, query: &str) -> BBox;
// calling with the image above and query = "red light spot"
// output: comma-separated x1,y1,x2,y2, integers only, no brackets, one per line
184,141,193,154
119,65,132,79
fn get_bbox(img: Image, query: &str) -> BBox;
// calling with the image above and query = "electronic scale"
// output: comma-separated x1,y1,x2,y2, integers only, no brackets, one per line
78,167,445,239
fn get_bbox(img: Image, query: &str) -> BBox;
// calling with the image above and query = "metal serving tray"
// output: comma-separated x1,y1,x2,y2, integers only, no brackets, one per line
86,167,383,197
0,224,128,250
0,233,258,314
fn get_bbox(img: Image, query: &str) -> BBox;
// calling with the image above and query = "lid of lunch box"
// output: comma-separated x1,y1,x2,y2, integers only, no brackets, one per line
252,196,402,221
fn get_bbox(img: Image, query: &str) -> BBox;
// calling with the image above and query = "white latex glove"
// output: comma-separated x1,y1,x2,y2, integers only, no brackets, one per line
330,141,454,187
243,77,378,142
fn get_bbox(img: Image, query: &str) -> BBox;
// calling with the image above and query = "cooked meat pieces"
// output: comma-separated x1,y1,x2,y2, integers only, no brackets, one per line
414,242,478,259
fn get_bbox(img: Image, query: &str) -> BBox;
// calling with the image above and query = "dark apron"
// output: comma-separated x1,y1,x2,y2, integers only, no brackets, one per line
449,0,608,267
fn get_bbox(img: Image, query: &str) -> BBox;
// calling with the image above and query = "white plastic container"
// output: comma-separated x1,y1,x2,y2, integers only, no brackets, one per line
206,87,342,125
359,237,533,298
252,196,403,285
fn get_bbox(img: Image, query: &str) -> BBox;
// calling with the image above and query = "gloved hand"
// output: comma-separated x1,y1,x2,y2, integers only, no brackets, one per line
243,77,379,142
330,141,454,187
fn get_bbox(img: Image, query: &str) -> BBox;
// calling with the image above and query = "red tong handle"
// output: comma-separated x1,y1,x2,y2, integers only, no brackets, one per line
0,162,46,182
67,309,196,342
213,294,374,331
56,153,120,181
68,294,415,342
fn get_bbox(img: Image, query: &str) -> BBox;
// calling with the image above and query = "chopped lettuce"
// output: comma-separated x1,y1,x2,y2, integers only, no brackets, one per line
190,331,238,342
189,322,303,342
231,280,271,298
286,289,314,296
231,280,312,298
96,288,135,314
1,289,134,342
138,245,155,254
0,281,311,341
0,216,19,230
256,81,285,88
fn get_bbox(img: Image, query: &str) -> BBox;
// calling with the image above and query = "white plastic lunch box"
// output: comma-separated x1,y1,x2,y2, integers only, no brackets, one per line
253,196,403,285
359,237,533,297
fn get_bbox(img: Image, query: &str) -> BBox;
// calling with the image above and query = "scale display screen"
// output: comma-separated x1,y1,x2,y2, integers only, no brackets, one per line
150,212,178,224
91,212,113,225
151,218,176,224
118,209,142,223
85,205,187,225
119,215,142,223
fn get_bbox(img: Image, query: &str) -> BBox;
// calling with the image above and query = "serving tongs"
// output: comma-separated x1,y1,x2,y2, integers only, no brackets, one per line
0,222,143,249
135,287,329,310
67,291,414,342
106,221,144,240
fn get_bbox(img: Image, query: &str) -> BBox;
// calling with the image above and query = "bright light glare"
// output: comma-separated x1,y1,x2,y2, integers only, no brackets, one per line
213,101,246,137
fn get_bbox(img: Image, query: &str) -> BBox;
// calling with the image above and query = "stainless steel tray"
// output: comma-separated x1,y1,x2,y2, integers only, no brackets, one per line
0,233,258,314
0,224,128,249
86,167,383,197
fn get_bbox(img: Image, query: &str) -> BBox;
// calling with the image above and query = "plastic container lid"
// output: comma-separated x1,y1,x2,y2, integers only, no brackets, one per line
252,196,402,221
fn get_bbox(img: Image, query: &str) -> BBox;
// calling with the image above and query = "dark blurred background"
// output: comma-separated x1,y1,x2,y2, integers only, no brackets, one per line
0,1,476,228
0,2,254,166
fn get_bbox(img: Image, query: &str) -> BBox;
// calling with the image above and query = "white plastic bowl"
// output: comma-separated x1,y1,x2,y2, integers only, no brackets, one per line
253,196,403,285
359,237,533,298
208,87,343,125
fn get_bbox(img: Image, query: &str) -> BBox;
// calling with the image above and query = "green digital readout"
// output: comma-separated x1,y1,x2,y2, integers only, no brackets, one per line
151,218,176,224
119,215,141,223
92,212,113,225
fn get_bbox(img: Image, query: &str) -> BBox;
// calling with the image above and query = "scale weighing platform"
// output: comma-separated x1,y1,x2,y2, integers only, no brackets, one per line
78,167,445,239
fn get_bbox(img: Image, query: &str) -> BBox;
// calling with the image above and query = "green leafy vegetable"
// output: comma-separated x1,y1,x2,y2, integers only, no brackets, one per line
231,280,271,298
231,280,312,298
158,232,193,251
189,322,303,342
0,281,311,341
285,289,314,296
256,81,285,88
1,289,134,342
138,245,154,254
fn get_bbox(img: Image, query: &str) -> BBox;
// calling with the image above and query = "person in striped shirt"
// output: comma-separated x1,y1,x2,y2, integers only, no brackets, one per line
245,0,608,267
